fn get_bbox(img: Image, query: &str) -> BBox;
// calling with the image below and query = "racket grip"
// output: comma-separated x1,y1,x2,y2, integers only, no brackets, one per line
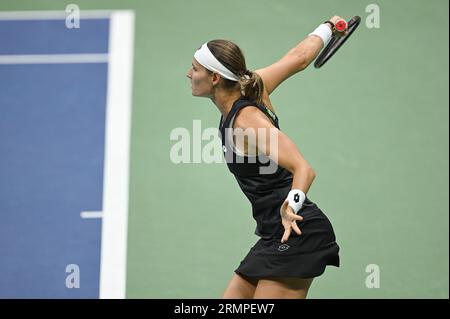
335,19,347,32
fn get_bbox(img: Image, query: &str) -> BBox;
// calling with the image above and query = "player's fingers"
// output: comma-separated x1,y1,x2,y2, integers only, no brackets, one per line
293,214,303,221
292,221,302,235
281,228,291,243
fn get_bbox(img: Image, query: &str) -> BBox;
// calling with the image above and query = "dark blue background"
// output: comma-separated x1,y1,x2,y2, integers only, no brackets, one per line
0,19,109,298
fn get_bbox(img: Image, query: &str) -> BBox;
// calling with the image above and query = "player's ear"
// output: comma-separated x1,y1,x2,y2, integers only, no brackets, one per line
211,72,221,86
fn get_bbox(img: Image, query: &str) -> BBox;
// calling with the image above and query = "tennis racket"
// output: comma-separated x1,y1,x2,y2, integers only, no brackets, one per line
314,16,361,69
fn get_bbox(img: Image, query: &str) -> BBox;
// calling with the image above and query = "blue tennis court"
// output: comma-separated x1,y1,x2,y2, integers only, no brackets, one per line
0,11,134,298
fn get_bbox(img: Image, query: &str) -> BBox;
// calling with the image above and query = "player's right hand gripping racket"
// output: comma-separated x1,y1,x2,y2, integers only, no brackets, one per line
314,16,361,69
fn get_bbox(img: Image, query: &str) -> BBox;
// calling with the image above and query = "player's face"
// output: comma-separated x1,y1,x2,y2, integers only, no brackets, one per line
187,59,214,97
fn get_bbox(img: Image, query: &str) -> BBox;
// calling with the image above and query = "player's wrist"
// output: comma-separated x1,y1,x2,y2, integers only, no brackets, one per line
286,189,306,214
324,20,335,34
308,23,333,46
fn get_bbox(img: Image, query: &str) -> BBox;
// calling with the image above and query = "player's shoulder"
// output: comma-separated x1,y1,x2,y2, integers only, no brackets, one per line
234,104,274,130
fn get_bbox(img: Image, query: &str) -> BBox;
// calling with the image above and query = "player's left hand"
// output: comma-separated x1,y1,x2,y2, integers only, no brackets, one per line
280,200,303,243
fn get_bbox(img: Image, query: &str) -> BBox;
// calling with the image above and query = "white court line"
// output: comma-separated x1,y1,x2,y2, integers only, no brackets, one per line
80,211,104,219
99,11,134,299
0,10,112,20
0,54,108,64
1,9,133,299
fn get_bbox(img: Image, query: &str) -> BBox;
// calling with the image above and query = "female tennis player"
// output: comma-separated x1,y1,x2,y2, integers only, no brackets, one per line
186,16,345,299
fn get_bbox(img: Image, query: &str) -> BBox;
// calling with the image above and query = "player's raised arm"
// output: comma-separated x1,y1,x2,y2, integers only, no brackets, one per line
255,15,345,95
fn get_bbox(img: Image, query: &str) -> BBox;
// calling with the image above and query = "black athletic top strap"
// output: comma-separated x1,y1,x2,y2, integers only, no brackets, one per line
219,96,279,146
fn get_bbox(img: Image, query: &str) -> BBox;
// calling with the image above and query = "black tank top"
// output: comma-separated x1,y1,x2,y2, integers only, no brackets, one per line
218,95,318,239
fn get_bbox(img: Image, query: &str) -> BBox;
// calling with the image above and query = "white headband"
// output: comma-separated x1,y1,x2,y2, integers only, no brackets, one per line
194,42,240,81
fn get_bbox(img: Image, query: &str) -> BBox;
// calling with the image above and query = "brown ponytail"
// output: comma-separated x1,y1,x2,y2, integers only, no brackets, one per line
206,39,265,104
238,69,264,105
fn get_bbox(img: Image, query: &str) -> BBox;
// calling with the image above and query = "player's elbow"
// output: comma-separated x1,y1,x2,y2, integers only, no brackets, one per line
310,166,317,181
303,164,317,181
291,163,316,180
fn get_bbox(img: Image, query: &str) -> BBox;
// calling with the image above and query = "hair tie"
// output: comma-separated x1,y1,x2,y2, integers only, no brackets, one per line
241,69,251,80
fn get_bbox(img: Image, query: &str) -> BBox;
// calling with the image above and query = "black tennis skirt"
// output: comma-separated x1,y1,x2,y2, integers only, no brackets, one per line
235,208,340,279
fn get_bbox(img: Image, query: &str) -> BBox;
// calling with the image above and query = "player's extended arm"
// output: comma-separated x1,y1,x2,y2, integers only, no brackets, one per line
255,15,344,95
255,36,324,95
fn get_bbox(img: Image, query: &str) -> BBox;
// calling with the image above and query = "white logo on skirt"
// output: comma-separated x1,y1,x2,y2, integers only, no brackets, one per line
278,244,290,251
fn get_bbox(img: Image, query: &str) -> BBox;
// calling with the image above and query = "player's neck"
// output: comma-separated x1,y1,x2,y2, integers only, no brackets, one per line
211,89,241,119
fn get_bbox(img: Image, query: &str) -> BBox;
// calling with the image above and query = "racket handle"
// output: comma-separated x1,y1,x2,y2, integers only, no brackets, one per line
335,19,348,32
